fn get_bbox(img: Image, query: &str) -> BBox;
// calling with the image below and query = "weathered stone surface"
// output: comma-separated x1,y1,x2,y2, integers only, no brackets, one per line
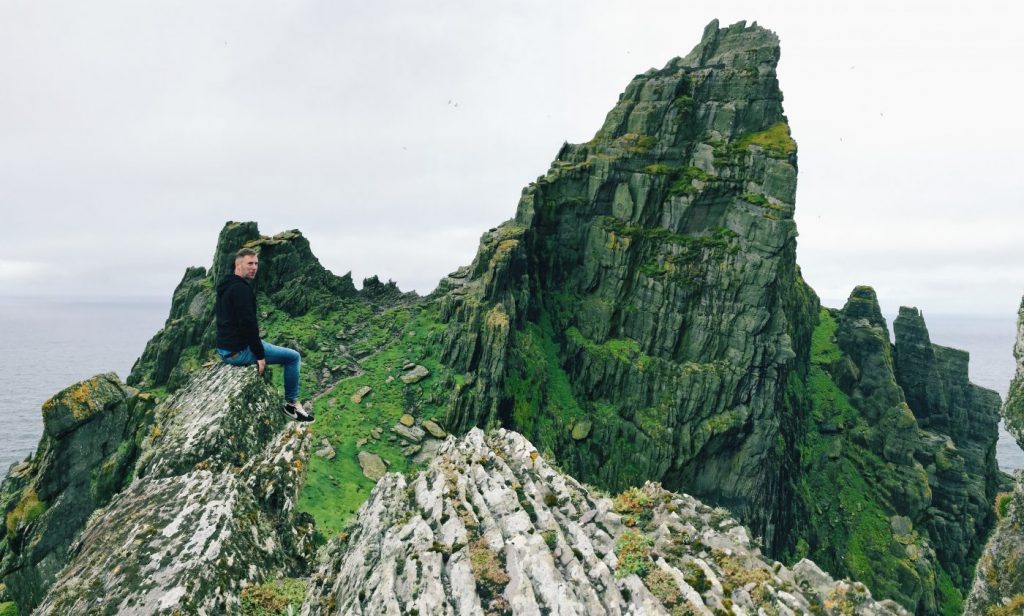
399,414,415,427
421,419,447,439
31,365,314,614
357,451,387,481
40,373,127,439
351,386,372,404
400,365,430,384
391,423,425,444
303,429,906,615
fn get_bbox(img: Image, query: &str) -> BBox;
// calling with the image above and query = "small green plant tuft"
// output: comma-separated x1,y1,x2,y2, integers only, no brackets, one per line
240,578,306,616
615,530,654,578
995,491,1014,520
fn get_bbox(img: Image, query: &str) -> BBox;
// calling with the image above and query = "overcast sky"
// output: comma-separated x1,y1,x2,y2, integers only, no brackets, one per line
2,1,1022,317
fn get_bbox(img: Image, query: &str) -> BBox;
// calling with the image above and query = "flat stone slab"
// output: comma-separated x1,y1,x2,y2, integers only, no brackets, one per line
422,420,447,439
400,365,430,384
351,386,372,404
392,423,425,444
358,451,387,481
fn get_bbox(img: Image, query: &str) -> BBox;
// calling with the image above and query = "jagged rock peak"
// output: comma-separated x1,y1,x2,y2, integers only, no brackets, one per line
682,19,781,68
304,428,907,615
842,286,888,332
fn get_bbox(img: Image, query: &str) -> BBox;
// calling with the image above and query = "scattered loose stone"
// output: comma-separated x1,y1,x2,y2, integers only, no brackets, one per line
571,420,592,440
385,375,394,384
399,414,415,427
315,439,337,460
356,438,368,448
351,386,372,404
421,420,447,439
370,427,383,440
392,423,425,444
357,451,387,481
400,365,430,384
402,444,422,456
402,362,415,370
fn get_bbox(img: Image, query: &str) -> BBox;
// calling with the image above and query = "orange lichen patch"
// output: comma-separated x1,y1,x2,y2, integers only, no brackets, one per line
42,379,100,421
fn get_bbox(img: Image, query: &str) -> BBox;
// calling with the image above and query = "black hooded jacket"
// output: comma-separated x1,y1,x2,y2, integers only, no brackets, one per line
215,274,266,360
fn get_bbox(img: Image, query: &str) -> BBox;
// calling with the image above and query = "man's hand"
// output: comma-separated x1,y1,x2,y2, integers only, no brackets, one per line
257,359,266,375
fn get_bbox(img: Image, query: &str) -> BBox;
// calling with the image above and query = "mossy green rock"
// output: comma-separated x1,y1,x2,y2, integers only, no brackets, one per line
0,373,142,612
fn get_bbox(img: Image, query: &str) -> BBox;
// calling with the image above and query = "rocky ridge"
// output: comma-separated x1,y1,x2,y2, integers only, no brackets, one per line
35,365,314,614
304,428,907,615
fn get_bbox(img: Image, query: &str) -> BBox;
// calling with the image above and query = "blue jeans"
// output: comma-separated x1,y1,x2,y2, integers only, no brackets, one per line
218,340,301,402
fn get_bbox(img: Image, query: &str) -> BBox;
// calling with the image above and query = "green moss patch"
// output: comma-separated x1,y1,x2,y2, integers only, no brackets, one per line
5,487,45,538
734,122,796,158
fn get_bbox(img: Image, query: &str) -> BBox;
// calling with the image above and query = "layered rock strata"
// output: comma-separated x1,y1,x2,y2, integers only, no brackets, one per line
303,428,907,615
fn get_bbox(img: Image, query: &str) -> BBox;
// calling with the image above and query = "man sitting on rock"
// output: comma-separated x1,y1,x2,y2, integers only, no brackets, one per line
215,247,313,422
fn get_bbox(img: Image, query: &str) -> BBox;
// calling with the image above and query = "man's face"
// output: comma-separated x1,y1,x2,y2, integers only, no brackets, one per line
234,255,259,281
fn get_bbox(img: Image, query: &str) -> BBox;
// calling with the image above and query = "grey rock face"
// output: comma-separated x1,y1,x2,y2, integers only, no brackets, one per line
302,428,906,615
33,365,314,614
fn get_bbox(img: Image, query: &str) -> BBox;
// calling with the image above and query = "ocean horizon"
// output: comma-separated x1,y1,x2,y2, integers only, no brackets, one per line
0,298,1021,474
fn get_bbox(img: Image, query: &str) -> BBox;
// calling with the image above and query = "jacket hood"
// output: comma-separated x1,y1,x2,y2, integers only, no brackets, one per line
216,273,249,295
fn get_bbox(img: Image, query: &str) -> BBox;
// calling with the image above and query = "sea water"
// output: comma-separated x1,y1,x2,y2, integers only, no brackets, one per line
0,300,1021,472
0,298,168,470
